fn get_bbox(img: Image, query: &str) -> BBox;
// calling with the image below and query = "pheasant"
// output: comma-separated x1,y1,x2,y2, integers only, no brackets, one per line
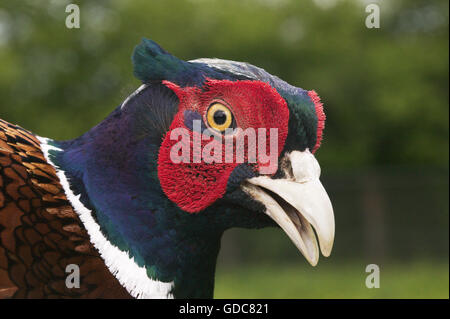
0,39,334,298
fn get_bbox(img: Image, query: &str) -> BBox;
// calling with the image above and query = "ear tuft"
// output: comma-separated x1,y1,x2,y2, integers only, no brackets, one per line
132,38,234,87
132,38,190,83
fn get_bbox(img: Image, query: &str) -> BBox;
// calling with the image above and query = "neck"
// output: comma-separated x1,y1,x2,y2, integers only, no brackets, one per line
41,83,224,298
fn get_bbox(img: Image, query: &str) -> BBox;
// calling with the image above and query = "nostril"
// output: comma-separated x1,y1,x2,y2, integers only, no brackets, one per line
280,153,294,180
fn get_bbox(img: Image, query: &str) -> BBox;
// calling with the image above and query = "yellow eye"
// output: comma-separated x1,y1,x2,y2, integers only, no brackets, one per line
206,103,233,132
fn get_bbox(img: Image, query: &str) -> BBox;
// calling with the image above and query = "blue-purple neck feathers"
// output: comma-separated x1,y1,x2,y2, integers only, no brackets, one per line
47,83,223,297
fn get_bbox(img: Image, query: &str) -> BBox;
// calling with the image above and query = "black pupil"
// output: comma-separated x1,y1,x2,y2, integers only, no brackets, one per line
213,110,227,125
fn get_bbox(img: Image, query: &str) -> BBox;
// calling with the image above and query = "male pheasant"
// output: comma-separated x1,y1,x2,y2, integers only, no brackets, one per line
0,39,334,298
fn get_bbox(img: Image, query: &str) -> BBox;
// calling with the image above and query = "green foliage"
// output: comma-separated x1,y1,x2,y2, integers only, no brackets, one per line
0,0,447,168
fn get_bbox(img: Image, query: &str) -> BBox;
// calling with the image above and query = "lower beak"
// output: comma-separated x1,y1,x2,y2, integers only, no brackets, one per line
241,150,335,266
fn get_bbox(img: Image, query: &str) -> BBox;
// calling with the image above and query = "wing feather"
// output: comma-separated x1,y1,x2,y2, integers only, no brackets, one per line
0,119,130,298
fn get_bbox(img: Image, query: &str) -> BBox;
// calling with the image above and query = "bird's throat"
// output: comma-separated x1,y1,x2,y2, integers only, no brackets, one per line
40,86,227,298
41,109,223,298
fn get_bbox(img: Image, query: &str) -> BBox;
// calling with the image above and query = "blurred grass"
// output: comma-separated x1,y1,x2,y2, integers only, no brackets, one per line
214,260,449,298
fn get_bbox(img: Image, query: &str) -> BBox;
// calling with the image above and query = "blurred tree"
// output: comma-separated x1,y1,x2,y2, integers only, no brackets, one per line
0,0,447,169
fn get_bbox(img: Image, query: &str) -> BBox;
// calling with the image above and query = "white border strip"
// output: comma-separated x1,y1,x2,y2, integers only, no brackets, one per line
37,137,174,299
120,84,148,109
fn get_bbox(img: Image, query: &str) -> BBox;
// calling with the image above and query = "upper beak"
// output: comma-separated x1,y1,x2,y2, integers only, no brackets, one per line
241,150,335,266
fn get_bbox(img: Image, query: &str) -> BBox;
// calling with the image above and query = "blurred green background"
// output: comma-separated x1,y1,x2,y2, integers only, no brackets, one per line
0,0,448,298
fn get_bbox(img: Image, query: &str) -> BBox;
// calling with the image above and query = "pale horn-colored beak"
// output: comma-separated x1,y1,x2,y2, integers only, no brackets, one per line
241,150,335,266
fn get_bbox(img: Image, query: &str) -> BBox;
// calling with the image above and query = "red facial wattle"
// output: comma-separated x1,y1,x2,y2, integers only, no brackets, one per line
157,79,289,213
308,90,325,154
